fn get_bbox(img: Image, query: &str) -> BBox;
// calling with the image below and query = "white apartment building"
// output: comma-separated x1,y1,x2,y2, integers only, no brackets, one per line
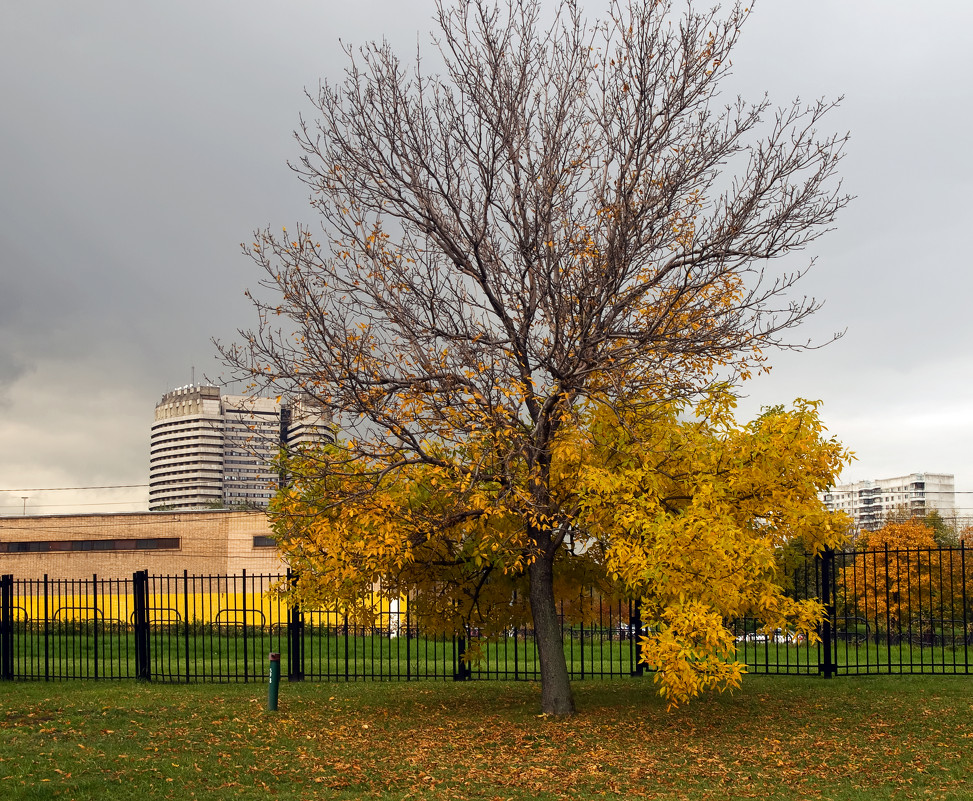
149,385,332,511
822,472,955,532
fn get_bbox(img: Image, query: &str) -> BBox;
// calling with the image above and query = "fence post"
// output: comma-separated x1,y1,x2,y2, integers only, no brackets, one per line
819,547,836,679
962,541,969,674
43,574,50,681
183,570,191,683
630,598,644,677
92,573,100,681
286,570,304,682
453,633,471,681
133,570,151,681
884,543,892,670
0,575,13,681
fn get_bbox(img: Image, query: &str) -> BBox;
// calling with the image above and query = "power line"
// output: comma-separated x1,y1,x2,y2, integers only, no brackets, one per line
0,484,148,492
0,500,148,510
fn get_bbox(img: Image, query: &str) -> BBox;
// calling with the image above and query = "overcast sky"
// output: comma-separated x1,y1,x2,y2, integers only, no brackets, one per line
1,0,971,517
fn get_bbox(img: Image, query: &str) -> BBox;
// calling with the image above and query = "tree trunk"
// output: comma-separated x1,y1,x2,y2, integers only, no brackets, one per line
529,555,576,716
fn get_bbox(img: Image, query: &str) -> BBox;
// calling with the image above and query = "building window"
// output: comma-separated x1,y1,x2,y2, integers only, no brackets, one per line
252,536,276,548
0,538,180,553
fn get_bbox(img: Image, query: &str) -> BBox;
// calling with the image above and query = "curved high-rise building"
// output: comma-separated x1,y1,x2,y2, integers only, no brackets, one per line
149,385,225,510
149,385,331,511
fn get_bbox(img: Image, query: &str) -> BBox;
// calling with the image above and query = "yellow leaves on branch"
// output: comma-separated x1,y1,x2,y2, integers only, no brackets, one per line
577,387,851,706
640,601,743,709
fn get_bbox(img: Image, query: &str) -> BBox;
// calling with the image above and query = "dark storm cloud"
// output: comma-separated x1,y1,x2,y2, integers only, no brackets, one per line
0,0,444,512
1,0,972,512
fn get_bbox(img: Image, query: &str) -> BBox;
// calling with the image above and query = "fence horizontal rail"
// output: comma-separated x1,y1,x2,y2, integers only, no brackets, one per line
2,545,972,683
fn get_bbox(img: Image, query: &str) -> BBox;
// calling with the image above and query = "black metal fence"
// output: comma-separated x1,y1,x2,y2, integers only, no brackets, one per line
735,544,973,677
2,545,972,683
0,570,642,683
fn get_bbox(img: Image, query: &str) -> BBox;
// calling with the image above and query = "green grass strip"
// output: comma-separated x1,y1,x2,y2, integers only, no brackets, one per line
1,676,972,799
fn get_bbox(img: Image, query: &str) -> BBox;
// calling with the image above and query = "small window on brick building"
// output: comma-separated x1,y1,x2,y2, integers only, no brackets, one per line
0,538,180,553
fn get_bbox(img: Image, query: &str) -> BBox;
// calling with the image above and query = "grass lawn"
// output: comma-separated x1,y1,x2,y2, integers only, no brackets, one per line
1,676,971,800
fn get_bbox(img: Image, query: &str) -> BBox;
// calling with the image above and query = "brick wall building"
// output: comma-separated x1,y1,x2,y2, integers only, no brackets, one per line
0,510,284,580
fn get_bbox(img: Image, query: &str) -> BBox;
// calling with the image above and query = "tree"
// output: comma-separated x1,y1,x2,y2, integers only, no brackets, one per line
882,507,957,547
922,511,957,547
222,0,849,714
841,519,939,635
274,390,849,707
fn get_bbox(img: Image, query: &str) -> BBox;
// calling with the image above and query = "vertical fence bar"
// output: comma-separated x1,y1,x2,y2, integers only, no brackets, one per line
55,577,62,680
894,547,902,674
578,589,585,681
948,547,957,673
369,586,376,682
406,596,412,681
0,575,13,680
43,574,50,681
937,548,945,672
884,544,892,672
133,570,150,681
630,598,644,677
962,542,969,674
906,548,914,672
92,574,100,681
286,570,304,682
186,573,196,682
343,612,350,682
865,547,871,668
826,553,835,677
204,573,213,682
453,632,470,681
850,547,860,673
107,577,115,678
809,553,817,675
917,548,925,674
108,578,118,678
819,547,835,678
182,570,190,683
241,569,249,683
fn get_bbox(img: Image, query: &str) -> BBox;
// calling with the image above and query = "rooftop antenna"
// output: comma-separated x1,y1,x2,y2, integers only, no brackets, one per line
192,365,195,386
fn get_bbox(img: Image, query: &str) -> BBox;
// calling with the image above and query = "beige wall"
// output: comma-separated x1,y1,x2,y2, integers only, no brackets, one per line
0,510,285,580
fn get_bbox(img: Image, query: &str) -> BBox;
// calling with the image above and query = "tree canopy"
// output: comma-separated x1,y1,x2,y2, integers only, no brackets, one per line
274,390,850,707
222,0,850,714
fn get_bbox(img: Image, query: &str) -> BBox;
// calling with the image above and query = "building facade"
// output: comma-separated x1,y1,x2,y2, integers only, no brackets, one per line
0,510,282,580
822,472,955,532
149,386,331,511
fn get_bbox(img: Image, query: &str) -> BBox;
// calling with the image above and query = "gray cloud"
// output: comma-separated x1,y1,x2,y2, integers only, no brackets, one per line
1,0,972,513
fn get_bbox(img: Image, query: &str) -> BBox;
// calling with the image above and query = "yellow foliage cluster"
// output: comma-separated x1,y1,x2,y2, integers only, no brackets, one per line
577,391,850,706
270,387,850,707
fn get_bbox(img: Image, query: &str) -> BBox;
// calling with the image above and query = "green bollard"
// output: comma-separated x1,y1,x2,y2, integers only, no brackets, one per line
268,652,281,711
